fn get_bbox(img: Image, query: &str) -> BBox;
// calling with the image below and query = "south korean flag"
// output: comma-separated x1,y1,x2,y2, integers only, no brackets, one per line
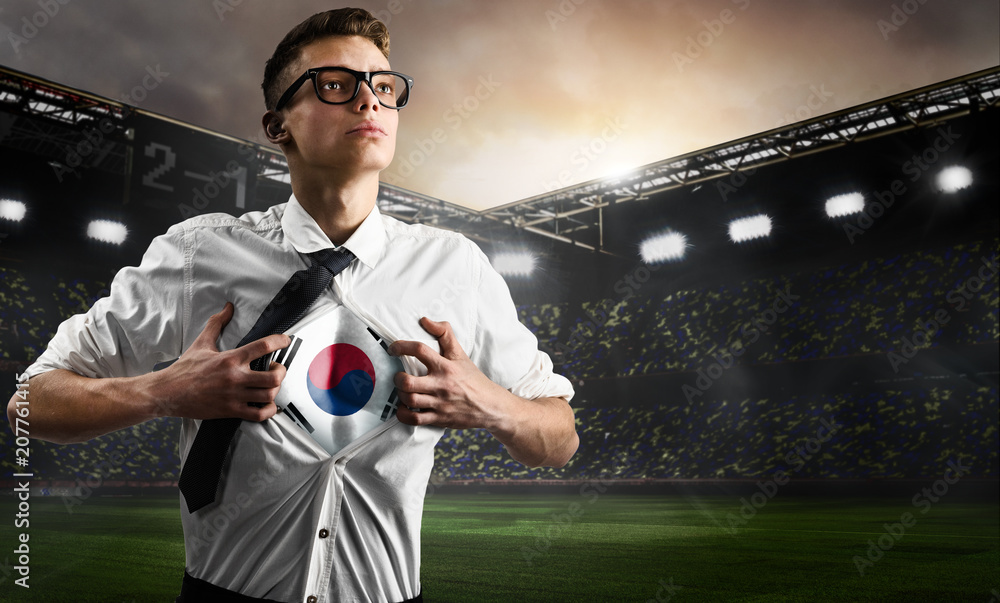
265,301,403,456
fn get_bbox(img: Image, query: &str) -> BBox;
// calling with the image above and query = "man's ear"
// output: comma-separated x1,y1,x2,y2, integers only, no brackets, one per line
262,111,289,144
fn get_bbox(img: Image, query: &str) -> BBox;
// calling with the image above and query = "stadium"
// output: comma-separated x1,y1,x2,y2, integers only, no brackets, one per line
1,43,998,603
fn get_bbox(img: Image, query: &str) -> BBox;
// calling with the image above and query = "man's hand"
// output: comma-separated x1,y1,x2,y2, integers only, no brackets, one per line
390,317,510,430
8,302,292,445
149,302,290,422
390,317,579,468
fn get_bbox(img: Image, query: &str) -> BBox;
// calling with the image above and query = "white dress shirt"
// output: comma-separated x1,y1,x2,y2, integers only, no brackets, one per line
25,195,574,603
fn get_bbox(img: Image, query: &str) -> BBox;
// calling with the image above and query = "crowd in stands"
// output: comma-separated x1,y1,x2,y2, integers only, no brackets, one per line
523,238,998,380
1,238,996,483
2,385,995,482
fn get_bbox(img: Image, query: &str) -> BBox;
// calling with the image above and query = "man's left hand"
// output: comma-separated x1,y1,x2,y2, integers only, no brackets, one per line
389,317,511,429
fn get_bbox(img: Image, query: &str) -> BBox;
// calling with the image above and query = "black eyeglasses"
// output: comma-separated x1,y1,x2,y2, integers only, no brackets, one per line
274,66,413,111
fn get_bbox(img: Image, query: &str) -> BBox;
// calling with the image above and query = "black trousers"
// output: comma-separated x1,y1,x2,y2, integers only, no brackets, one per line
177,571,423,603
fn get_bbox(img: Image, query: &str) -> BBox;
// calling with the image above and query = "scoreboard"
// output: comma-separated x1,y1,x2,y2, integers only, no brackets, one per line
128,113,267,226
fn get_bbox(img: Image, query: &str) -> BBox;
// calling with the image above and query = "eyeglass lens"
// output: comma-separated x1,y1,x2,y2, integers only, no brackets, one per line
315,70,409,108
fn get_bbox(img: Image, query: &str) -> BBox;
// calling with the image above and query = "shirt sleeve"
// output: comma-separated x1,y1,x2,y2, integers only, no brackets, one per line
469,244,575,403
23,225,189,380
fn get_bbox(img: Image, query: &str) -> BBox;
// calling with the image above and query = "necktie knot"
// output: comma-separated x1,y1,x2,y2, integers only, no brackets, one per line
311,247,355,275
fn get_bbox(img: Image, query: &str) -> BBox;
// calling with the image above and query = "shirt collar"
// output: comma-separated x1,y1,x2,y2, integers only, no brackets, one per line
281,193,385,269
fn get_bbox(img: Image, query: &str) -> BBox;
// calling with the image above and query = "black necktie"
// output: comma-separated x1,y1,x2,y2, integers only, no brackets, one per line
177,247,356,513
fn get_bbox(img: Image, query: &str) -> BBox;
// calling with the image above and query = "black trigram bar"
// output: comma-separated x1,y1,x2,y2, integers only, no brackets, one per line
285,402,315,433
272,335,303,369
381,388,400,421
367,327,390,352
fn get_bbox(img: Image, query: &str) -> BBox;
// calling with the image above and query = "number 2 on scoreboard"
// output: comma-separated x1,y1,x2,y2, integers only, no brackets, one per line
142,142,176,192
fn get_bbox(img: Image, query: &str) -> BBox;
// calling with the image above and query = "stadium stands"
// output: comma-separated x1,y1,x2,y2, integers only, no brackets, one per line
2,237,996,484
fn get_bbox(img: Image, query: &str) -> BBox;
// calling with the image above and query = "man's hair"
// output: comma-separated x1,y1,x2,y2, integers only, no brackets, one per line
262,8,390,111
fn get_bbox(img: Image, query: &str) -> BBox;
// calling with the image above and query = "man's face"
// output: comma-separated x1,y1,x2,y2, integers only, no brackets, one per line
277,35,398,176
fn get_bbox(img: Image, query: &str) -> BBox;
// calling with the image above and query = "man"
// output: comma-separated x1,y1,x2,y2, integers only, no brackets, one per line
7,8,578,603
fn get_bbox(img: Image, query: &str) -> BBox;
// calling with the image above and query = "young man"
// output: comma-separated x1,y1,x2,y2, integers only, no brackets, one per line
7,8,578,602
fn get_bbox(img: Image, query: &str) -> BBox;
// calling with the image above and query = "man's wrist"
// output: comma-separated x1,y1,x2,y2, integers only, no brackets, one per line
127,371,174,421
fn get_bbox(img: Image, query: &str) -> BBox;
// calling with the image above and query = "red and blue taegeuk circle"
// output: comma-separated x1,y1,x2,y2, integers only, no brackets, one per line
305,344,376,416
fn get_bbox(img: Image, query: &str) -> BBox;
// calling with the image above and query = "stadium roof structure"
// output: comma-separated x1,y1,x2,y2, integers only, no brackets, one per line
381,65,1000,255
2,64,997,256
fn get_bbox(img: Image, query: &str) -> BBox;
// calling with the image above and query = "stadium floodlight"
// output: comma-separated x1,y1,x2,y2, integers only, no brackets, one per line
640,231,687,264
492,252,536,277
824,192,865,218
935,165,973,194
728,214,772,243
0,198,26,222
87,219,128,245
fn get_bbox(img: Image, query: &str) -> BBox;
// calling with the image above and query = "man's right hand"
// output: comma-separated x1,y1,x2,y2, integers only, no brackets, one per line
148,302,290,422
7,302,291,444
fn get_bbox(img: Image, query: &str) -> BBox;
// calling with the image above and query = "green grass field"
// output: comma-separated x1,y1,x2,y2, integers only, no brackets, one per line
0,491,996,602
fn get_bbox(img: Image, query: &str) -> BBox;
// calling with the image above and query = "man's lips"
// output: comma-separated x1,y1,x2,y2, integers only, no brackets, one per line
347,121,386,136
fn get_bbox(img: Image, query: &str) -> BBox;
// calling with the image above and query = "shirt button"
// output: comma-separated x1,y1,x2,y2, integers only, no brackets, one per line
307,597,318,603
318,529,329,539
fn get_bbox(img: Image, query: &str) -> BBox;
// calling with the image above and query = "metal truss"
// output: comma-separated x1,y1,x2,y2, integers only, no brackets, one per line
476,65,1000,251
3,63,997,250
371,65,1000,252
0,65,132,175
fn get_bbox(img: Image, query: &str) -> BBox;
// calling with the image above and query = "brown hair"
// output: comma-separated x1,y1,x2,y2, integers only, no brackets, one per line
262,8,390,111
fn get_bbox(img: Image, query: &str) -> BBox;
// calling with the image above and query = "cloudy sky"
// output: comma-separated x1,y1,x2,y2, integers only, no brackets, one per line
1,0,997,210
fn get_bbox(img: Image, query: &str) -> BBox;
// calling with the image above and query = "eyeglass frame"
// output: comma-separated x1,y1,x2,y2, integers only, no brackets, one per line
274,66,414,112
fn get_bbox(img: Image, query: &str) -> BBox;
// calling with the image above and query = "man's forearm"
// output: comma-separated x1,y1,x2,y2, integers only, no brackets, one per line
488,394,579,468
6,369,163,445
6,304,291,445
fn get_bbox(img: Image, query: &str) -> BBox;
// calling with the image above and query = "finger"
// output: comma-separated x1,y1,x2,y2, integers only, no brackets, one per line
233,333,292,365
237,387,282,405
389,340,442,372
396,404,435,426
420,317,467,360
240,363,286,389
237,402,278,422
190,302,234,351
396,388,434,410
393,370,443,398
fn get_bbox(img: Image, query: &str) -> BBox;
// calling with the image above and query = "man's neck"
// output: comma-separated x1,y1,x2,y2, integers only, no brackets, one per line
291,171,379,246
